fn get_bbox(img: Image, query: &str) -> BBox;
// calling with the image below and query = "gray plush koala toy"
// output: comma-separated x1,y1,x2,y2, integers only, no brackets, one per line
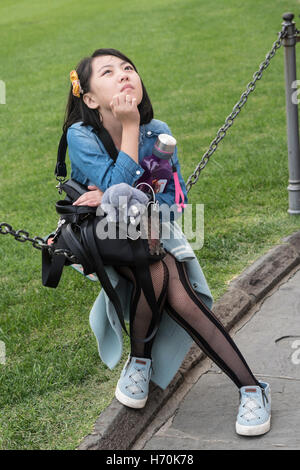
99,182,151,225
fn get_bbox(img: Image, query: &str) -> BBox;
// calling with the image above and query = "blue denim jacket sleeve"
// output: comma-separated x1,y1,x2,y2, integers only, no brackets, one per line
154,123,188,223
67,125,145,191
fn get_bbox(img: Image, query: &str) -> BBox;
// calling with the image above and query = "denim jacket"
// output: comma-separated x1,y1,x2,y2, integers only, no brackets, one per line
67,118,188,222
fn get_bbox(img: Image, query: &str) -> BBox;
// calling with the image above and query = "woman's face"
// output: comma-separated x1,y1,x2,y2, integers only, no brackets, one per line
86,55,143,112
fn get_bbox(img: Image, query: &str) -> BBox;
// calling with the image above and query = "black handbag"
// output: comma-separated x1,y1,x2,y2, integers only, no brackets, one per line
42,124,167,344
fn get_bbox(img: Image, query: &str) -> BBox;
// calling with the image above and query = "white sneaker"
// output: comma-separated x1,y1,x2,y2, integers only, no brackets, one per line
115,354,152,409
236,381,271,436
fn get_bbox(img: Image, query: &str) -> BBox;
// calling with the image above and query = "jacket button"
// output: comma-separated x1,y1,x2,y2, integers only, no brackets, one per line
136,170,141,175
193,283,198,288
147,131,152,135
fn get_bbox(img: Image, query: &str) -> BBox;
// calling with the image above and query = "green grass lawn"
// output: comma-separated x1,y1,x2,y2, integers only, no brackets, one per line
1,0,300,450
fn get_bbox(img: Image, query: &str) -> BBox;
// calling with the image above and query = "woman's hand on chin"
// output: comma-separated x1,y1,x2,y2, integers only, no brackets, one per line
72,185,104,207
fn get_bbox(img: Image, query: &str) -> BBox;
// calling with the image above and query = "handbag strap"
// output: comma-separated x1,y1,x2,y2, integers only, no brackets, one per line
83,217,131,337
54,124,119,179
127,237,164,343
81,217,162,343
42,235,70,288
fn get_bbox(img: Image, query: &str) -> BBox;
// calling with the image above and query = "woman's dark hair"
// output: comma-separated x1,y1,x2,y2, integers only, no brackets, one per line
62,48,154,134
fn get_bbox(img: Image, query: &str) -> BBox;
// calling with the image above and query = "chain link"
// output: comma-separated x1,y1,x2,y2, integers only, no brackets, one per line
0,222,79,263
185,23,290,193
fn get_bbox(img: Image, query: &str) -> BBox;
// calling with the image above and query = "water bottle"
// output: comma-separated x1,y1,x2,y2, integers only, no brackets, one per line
136,134,187,212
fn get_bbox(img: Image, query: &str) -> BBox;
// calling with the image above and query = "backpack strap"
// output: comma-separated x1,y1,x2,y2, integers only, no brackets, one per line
92,126,119,162
54,124,119,179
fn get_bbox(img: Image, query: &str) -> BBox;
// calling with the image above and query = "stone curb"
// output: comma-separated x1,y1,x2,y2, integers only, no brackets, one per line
77,230,300,450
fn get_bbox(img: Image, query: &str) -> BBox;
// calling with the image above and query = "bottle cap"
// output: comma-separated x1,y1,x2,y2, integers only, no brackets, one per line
153,134,177,160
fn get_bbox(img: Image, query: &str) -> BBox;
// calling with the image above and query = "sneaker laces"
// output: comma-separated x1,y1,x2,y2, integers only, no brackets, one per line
240,396,262,421
239,385,268,422
127,365,149,394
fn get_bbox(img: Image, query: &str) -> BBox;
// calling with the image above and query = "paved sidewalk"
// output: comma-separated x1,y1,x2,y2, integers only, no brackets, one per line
134,266,300,450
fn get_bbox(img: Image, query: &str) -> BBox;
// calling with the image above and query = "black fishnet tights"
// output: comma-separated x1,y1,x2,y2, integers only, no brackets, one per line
114,252,260,389
115,260,169,358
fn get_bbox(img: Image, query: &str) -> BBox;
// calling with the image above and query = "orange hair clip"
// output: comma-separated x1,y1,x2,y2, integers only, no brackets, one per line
70,70,83,98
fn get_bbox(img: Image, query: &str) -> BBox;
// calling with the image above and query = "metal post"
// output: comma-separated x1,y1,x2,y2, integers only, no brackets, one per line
282,12,300,214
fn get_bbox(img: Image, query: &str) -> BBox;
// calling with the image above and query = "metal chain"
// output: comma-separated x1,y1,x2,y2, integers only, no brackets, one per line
0,222,79,263
0,22,293,260
185,23,290,193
